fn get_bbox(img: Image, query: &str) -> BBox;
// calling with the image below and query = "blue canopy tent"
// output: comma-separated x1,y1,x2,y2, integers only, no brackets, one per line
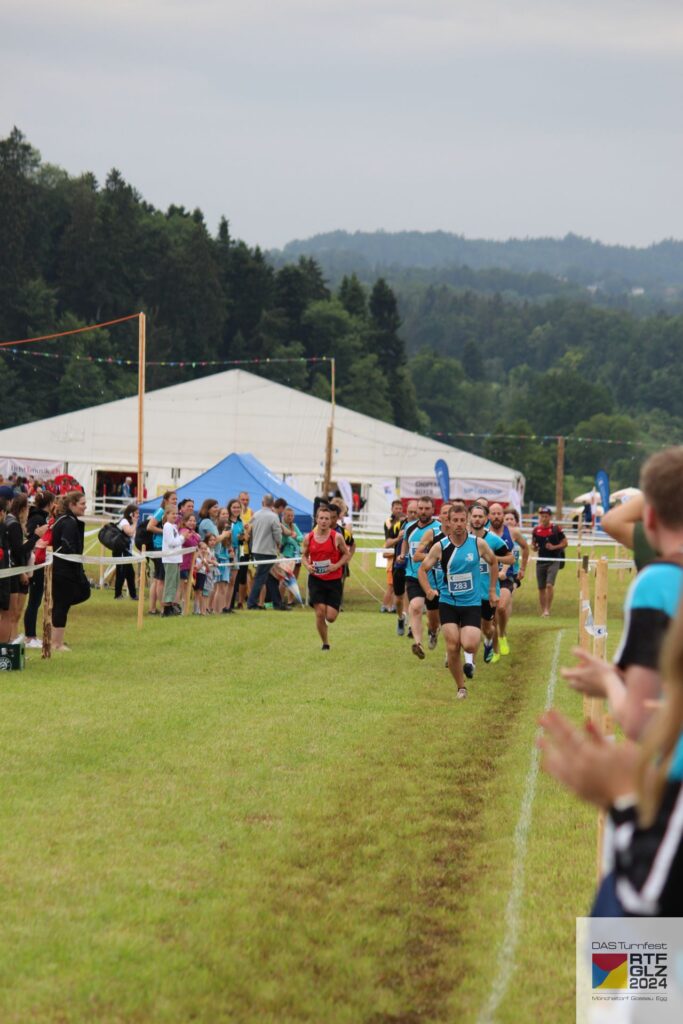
139,452,313,531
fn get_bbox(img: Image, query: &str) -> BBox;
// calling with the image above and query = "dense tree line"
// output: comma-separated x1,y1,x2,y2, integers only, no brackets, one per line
1,129,680,500
0,128,420,435
278,229,683,295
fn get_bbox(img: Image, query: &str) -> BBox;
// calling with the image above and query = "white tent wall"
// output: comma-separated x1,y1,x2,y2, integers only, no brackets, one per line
0,370,523,513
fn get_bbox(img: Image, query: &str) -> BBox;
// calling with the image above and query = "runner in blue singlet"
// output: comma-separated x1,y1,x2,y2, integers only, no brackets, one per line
418,502,499,700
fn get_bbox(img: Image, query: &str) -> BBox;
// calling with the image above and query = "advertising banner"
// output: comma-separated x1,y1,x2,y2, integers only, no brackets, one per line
0,457,64,479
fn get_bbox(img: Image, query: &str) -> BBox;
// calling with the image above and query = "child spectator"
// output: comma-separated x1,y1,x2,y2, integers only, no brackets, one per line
161,508,184,617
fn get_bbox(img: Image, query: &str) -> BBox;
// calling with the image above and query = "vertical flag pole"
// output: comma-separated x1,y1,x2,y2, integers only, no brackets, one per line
322,356,336,497
137,312,146,503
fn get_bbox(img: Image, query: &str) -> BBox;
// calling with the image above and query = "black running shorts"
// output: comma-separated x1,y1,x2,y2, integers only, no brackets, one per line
307,575,343,610
406,575,439,611
481,599,496,622
439,603,481,629
392,564,406,597
500,578,514,593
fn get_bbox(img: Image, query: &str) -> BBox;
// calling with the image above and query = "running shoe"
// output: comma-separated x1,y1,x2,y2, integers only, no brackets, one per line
483,641,494,664
396,617,405,637
428,630,438,650
26,638,43,649
407,626,414,639
463,662,475,680
457,687,468,700
321,643,331,651
499,637,510,656
411,642,425,660
491,652,501,664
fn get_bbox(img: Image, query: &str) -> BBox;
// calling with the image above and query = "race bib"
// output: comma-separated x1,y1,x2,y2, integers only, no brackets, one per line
313,560,331,574
447,572,474,595
409,541,420,559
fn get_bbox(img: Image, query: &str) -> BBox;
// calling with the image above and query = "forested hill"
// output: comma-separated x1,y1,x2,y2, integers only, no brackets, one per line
1,127,683,501
276,230,683,296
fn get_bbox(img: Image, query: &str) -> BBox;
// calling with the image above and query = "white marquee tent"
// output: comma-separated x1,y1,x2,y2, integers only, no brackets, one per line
0,370,524,516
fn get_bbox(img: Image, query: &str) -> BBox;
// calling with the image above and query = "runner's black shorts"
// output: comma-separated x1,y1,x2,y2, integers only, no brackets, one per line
500,578,515,593
308,575,343,611
406,575,439,611
392,564,406,597
439,603,481,629
481,599,497,621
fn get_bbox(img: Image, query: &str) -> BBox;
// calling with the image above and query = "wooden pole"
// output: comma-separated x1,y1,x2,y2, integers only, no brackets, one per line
137,312,146,503
322,357,336,497
555,435,565,524
578,555,591,720
137,545,146,631
41,548,53,659
99,541,106,589
592,555,609,881
183,550,197,615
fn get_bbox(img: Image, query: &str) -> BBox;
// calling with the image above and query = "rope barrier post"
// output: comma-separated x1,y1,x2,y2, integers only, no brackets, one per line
99,541,106,590
578,555,591,719
137,312,146,504
42,550,53,659
592,556,609,881
137,547,146,631
184,551,197,616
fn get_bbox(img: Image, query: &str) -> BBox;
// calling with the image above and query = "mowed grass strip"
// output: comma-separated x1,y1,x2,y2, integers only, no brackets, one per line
0,556,628,1023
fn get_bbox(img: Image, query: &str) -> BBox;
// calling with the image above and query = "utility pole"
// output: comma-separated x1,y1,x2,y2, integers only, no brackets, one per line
555,435,565,521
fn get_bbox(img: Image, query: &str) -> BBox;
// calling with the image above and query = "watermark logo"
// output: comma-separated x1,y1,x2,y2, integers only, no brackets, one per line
592,953,628,989
578,919,682,1022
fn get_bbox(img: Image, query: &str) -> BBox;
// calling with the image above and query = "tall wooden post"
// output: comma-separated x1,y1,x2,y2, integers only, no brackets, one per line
137,546,146,631
322,356,336,497
592,556,609,880
42,549,53,659
137,312,146,502
578,555,591,719
555,435,565,523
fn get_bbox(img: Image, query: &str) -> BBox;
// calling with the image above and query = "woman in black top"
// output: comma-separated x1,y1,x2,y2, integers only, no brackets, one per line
5,493,30,642
51,491,90,651
24,491,56,648
114,503,139,600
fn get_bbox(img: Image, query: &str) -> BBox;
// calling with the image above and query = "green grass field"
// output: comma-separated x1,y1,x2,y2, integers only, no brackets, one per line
0,549,631,1023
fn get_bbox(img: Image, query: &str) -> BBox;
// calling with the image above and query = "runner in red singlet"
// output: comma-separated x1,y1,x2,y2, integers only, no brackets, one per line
301,506,351,650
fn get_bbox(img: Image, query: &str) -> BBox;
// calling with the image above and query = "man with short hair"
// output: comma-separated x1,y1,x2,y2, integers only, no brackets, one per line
418,502,498,700
412,501,452,650
488,502,529,655
468,503,514,666
382,499,404,614
531,506,567,617
400,497,440,659
247,494,284,610
301,506,351,649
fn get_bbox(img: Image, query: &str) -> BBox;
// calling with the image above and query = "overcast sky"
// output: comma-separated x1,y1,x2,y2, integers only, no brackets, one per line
3,0,682,249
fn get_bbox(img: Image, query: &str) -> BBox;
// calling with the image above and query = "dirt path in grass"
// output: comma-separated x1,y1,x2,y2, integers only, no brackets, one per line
366,624,555,1024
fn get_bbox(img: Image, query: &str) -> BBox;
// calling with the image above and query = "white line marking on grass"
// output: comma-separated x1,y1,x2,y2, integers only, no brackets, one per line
477,630,563,1024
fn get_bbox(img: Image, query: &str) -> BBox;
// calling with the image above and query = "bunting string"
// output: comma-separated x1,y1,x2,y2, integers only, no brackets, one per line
1,349,331,369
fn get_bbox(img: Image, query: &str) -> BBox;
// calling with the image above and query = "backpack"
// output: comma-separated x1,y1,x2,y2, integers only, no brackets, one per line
134,515,152,551
98,521,129,556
